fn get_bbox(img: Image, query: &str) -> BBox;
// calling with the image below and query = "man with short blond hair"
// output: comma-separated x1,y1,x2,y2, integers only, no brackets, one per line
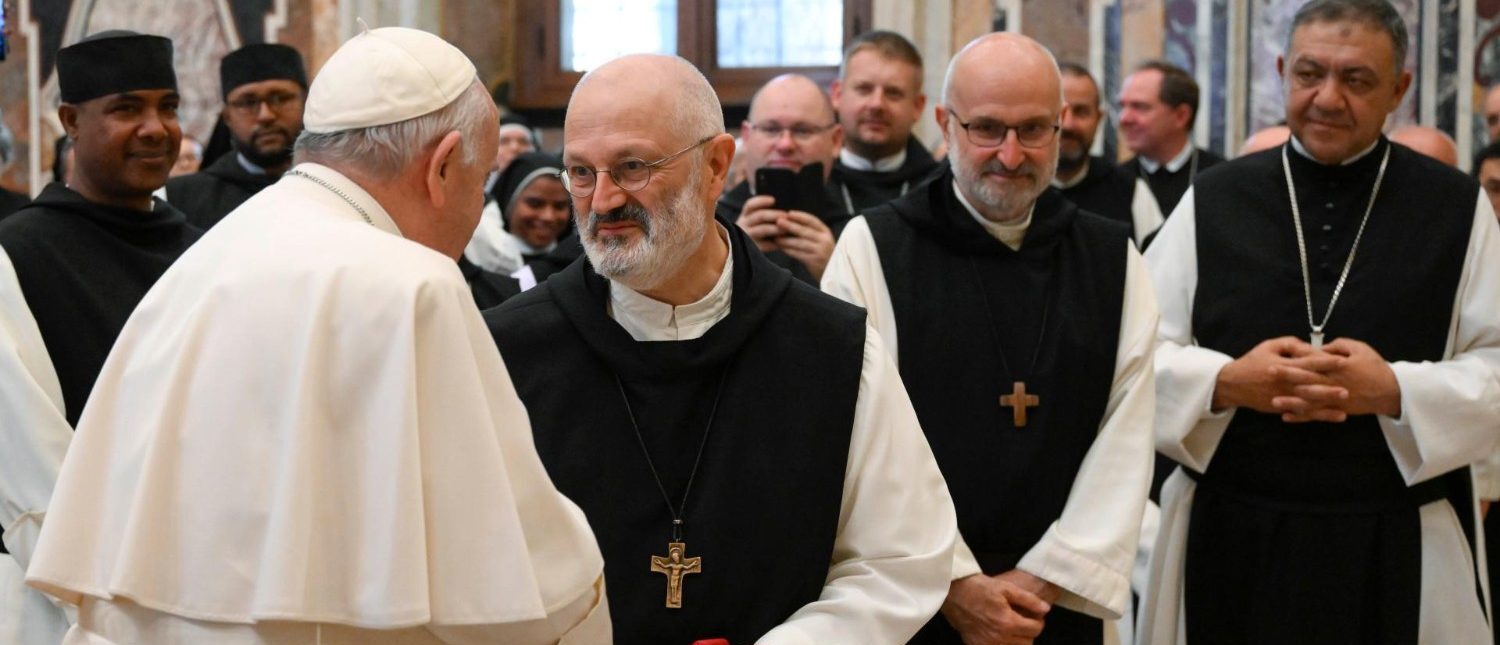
486,52,959,644
829,30,939,216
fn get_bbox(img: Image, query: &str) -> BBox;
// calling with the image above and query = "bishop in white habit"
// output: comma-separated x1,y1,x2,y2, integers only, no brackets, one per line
24,27,609,644
822,33,1157,645
0,31,201,644
1138,2,1500,643
484,53,959,644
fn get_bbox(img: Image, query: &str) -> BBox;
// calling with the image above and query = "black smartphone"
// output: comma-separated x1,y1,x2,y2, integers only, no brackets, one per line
753,162,824,214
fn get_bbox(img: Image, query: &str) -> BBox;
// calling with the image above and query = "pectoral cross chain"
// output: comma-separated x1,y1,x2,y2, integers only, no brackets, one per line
650,541,701,609
1000,381,1040,428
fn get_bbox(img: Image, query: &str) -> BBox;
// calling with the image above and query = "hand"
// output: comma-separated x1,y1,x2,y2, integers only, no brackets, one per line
774,210,835,281
735,195,783,253
941,572,1051,645
1212,337,1346,421
1318,338,1402,418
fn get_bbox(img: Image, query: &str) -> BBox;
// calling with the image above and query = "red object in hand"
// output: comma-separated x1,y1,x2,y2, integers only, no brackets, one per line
692,640,730,645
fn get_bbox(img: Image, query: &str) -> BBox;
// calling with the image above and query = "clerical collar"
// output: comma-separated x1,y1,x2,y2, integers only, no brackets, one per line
1288,135,1381,167
840,147,906,172
1139,141,1194,174
608,223,733,342
1051,158,1092,190
285,163,403,237
237,152,269,176
952,181,1032,251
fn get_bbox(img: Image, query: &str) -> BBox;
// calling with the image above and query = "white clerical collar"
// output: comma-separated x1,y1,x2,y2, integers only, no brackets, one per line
237,153,270,176
952,181,1032,251
1051,158,1092,190
840,147,907,172
1138,141,1194,174
287,162,403,238
1288,135,1381,166
608,223,734,342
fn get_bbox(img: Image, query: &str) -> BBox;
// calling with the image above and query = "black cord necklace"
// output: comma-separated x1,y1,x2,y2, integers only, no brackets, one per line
967,248,1055,428
613,361,732,609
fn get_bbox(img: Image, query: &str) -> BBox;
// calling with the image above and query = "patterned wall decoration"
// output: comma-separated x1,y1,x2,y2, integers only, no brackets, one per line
1473,0,1500,148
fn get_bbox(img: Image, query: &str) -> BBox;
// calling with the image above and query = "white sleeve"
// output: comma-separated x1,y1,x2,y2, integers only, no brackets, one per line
1144,189,1237,472
1015,245,1158,620
0,248,72,571
759,328,958,645
821,216,900,362
1378,191,1500,485
1131,178,1164,247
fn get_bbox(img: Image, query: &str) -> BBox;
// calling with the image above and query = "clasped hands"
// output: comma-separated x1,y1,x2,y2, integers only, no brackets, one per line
942,570,1061,645
736,195,836,281
1212,336,1402,422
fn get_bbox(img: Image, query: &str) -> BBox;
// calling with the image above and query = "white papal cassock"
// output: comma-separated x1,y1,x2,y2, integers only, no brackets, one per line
24,163,610,644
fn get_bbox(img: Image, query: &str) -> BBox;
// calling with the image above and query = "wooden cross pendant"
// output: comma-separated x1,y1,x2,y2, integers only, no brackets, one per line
650,541,701,609
999,381,1040,427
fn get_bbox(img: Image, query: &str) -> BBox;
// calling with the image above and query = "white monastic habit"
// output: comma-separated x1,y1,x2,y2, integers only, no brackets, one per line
602,223,962,643
0,249,74,643
24,163,610,644
821,183,1159,643
1139,184,1500,645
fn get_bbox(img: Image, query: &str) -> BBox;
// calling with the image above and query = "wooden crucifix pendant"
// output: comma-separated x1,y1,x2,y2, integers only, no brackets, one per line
999,381,1040,427
650,541,701,609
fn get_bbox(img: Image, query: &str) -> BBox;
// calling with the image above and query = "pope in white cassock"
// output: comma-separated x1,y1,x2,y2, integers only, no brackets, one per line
822,33,1156,645
24,27,610,644
1138,1,1500,643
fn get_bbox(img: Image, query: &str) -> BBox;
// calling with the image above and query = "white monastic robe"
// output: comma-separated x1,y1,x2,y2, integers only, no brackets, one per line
1139,182,1500,644
821,183,1159,644
0,249,74,643
24,163,610,645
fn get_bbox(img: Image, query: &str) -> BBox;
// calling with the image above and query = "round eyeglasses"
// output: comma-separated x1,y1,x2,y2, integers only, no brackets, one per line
560,135,716,198
947,109,1060,148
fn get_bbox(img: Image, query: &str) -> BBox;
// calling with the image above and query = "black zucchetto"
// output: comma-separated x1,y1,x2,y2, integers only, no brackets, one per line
57,31,177,104
220,43,308,99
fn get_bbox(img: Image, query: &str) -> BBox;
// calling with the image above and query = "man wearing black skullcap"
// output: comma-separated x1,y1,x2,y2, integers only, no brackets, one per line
0,29,199,645
165,43,308,229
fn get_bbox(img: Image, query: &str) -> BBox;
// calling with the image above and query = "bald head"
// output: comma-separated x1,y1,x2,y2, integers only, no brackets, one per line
938,33,1063,224
570,54,723,147
1389,125,1458,167
1239,124,1291,156
942,32,1061,109
741,74,842,180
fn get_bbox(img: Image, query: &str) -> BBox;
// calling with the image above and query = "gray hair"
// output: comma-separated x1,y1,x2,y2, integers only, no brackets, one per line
294,79,494,179
1287,0,1408,76
941,34,1062,107
574,56,723,146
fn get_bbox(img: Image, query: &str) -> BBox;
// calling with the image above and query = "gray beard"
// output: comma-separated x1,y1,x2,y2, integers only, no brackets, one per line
579,170,708,292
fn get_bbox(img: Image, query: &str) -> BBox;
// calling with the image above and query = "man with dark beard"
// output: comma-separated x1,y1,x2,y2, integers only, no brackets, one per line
1053,62,1162,248
485,53,959,644
165,44,307,229
824,32,1156,645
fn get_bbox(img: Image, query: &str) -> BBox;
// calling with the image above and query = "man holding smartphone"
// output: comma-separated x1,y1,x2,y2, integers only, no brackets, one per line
717,74,844,283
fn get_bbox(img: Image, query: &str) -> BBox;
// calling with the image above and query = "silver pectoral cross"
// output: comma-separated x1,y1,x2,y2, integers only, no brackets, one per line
1311,330,1324,351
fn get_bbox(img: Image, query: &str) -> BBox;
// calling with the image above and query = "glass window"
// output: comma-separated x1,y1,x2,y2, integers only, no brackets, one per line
561,0,678,72
716,0,843,68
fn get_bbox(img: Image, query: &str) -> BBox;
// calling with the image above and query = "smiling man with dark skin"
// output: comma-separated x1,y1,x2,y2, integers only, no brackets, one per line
165,43,308,229
1140,1,1500,643
0,29,200,645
